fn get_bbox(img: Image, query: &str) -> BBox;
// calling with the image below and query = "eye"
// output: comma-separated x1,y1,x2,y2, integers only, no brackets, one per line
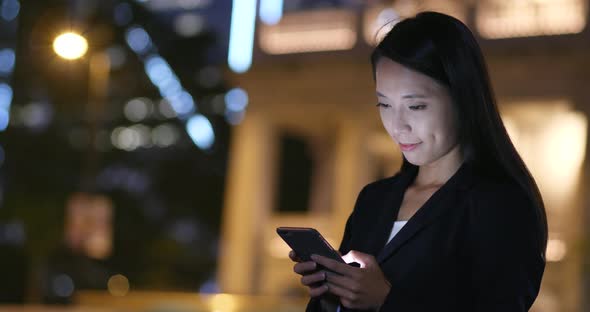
409,104,426,110
376,103,391,108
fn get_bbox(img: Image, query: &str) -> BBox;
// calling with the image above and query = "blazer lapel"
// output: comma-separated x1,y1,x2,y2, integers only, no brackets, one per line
361,165,418,257
376,161,475,263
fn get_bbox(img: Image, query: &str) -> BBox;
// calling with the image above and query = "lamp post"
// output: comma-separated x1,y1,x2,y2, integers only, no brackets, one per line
53,32,110,189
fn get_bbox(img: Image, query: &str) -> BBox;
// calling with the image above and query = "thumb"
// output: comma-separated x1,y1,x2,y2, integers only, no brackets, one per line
342,250,376,268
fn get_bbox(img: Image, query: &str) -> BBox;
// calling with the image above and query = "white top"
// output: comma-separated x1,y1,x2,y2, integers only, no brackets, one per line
336,221,408,312
386,220,408,244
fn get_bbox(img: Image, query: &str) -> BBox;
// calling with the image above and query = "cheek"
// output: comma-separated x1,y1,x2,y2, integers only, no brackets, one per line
378,109,386,124
379,109,393,132
428,113,458,145
406,114,432,139
411,112,453,143
440,108,459,139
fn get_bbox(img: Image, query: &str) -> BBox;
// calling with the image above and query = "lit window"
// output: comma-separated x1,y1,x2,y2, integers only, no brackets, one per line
501,100,587,204
259,9,357,54
363,0,467,46
476,0,588,38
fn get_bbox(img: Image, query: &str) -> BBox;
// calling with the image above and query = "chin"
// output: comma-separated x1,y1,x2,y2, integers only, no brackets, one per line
403,154,428,166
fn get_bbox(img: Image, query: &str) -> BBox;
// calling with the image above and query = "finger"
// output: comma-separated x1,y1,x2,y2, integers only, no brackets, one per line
311,254,356,276
289,250,302,262
325,271,357,291
294,261,317,275
342,250,376,268
340,298,358,310
325,281,357,303
300,271,326,287
309,284,329,297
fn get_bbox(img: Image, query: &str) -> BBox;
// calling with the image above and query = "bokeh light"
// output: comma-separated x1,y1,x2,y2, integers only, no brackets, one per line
228,0,257,73
0,48,16,75
0,83,13,110
110,125,152,151
224,88,248,113
0,108,9,131
259,0,283,25
52,274,75,297
174,13,205,37
21,102,52,130
124,97,152,122
125,26,152,55
0,0,20,22
152,123,179,147
107,274,130,297
186,114,215,150
53,32,88,60
158,99,177,118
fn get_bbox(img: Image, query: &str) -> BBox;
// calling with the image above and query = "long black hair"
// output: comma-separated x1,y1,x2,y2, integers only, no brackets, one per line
371,11,548,255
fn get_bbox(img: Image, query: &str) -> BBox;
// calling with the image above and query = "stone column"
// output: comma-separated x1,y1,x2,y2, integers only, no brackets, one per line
330,116,372,244
218,111,275,294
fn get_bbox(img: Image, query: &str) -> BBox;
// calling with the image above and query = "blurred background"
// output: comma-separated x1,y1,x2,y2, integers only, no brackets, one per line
0,0,588,311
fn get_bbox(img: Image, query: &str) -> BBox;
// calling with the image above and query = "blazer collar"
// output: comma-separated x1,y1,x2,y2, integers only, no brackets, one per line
373,161,476,263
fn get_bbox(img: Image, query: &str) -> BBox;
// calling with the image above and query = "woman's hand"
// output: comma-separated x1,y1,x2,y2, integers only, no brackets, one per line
310,250,391,310
289,250,331,296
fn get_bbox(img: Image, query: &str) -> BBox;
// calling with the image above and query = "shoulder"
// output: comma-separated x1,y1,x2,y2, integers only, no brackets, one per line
347,174,401,219
362,174,400,192
466,174,541,248
468,175,534,219
360,164,418,196
465,176,545,302
354,172,403,203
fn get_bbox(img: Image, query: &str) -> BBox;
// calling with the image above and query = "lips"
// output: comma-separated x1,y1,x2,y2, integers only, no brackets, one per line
399,142,421,151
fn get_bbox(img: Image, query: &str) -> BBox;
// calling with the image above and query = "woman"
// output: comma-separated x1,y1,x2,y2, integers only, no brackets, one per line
289,11,547,312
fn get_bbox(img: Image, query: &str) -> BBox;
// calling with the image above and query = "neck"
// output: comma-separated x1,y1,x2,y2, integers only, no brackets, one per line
414,144,464,187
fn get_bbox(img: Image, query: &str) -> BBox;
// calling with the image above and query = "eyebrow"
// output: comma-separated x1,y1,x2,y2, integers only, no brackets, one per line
376,92,428,99
401,94,428,99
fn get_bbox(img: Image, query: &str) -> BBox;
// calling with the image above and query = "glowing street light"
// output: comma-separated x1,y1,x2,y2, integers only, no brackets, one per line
52,31,110,186
53,32,88,60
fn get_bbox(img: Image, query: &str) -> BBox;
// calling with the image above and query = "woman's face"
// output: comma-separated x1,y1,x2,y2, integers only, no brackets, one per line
375,58,459,166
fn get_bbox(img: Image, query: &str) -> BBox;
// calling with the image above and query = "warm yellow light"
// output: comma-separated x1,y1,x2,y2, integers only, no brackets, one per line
501,101,588,205
259,9,357,54
476,0,587,38
260,28,356,54
268,237,290,259
107,274,130,297
546,237,567,262
209,293,237,312
53,32,88,60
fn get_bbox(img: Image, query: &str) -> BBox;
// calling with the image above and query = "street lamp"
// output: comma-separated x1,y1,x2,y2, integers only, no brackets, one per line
53,31,110,189
53,32,88,60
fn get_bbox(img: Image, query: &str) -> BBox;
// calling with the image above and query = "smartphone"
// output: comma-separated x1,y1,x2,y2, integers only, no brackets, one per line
276,227,345,263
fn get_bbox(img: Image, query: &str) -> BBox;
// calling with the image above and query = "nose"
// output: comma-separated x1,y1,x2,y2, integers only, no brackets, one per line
389,110,411,136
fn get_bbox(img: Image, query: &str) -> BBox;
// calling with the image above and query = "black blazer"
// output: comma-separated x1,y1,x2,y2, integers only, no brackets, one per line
306,161,545,312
